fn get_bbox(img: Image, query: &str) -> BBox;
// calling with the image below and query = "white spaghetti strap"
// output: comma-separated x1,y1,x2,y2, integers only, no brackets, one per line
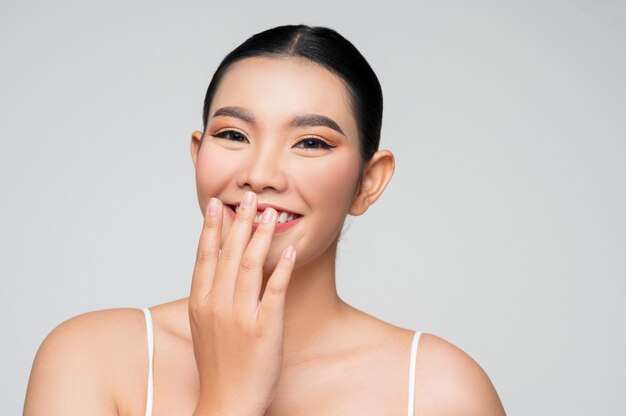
141,308,154,416
407,331,422,416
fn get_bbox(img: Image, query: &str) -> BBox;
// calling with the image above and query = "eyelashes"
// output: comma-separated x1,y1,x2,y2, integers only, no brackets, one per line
293,137,335,150
212,130,248,143
212,129,336,150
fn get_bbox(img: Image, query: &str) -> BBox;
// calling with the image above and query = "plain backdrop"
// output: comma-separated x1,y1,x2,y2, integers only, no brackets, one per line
2,0,625,414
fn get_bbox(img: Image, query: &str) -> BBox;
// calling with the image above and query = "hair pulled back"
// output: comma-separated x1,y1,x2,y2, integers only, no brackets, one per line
202,24,383,163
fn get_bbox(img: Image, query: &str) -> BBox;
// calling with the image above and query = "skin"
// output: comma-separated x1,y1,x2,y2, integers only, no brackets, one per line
23,56,506,415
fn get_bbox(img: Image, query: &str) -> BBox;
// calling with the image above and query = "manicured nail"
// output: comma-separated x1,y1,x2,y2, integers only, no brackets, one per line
241,191,255,209
262,208,276,224
208,198,219,217
283,245,295,259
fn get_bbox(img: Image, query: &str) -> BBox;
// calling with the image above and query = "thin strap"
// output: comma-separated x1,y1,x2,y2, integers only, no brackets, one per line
407,331,422,416
141,308,154,416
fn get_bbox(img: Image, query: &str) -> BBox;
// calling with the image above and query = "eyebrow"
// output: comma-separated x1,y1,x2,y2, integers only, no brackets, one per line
290,114,345,137
212,106,254,123
211,106,346,137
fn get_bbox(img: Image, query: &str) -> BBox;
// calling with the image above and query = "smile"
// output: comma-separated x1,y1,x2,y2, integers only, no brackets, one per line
225,204,303,232
232,205,301,224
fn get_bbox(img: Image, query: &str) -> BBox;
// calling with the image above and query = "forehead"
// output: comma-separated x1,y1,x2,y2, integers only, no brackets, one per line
210,56,358,139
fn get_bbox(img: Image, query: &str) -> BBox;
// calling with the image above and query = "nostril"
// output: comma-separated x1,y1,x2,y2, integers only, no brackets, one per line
236,164,289,193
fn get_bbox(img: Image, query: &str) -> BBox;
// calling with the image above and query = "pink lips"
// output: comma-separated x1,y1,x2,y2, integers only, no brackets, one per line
225,204,302,234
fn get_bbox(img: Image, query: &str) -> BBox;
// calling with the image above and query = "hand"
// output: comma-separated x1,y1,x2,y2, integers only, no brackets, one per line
189,191,296,416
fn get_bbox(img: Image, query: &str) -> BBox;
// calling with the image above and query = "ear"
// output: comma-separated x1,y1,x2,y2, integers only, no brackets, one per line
349,149,395,216
190,130,204,168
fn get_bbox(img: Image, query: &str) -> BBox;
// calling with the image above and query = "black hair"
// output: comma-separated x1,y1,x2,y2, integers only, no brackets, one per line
201,24,383,163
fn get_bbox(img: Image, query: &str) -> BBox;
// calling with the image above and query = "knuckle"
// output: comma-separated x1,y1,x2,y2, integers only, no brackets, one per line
195,247,215,265
207,301,225,319
188,302,203,320
239,255,259,273
254,325,269,339
233,310,252,329
266,282,286,297
188,296,212,320
219,247,237,262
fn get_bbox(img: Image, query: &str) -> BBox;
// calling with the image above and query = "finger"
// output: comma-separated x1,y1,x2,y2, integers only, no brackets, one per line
210,191,257,306
190,197,223,306
233,207,277,316
257,245,296,329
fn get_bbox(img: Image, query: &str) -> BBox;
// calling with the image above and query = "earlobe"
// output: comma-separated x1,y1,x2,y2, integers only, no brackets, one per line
349,150,395,216
190,130,204,168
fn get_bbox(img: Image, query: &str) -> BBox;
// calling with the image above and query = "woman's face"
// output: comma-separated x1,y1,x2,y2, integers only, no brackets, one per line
191,56,362,271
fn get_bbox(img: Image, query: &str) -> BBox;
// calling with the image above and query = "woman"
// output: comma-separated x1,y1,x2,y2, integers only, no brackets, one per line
24,25,505,415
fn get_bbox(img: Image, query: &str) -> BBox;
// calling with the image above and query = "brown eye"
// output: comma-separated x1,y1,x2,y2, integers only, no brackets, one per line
294,137,334,149
213,130,249,143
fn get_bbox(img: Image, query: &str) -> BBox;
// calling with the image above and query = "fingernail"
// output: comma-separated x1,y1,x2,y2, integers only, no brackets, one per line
283,245,295,259
262,208,276,224
208,198,219,217
241,191,255,209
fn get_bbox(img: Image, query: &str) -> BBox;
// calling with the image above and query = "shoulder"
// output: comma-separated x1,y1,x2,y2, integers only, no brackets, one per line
32,308,148,369
24,308,149,416
413,332,506,416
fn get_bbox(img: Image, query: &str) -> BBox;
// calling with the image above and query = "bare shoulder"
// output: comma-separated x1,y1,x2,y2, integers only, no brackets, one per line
414,332,506,416
24,308,148,416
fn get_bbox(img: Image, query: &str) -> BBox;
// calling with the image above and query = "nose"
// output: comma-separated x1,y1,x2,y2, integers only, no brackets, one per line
236,146,289,193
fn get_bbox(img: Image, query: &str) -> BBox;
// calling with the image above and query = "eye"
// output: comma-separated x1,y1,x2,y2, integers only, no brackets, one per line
293,137,335,150
212,130,249,143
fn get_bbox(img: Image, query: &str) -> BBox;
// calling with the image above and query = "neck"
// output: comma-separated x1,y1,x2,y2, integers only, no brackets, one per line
264,239,350,364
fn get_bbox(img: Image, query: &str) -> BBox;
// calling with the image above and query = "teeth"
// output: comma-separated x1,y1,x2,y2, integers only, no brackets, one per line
232,205,298,224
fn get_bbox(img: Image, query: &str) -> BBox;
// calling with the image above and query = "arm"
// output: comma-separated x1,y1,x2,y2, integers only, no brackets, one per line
414,333,506,416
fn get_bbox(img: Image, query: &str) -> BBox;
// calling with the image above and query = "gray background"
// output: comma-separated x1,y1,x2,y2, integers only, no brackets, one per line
2,0,625,414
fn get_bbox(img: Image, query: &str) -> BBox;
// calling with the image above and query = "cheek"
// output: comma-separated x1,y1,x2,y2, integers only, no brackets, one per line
195,142,240,209
195,142,242,247
296,153,361,212
289,151,362,260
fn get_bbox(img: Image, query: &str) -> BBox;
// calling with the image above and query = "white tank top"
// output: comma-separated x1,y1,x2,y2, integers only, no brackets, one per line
141,307,422,416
